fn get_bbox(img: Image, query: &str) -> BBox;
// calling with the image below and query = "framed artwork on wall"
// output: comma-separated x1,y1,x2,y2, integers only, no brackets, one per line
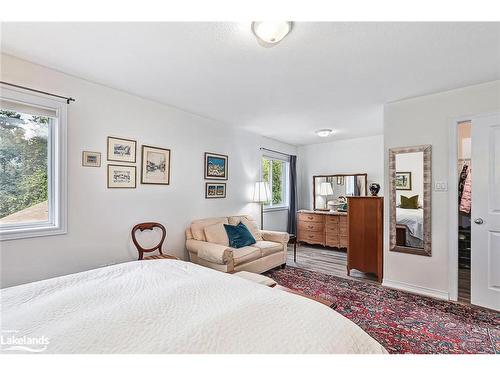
395,171,412,190
82,151,101,167
204,152,228,180
141,145,171,185
107,136,136,163
205,182,226,199
107,164,136,188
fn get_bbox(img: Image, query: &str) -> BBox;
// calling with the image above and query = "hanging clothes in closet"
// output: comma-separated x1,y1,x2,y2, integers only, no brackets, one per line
458,163,469,203
460,167,472,214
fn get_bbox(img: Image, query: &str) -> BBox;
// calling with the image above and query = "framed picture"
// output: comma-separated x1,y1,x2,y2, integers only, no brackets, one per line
141,145,171,185
107,136,136,163
107,164,136,188
205,182,226,198
204,152,228,180
336,176,344,185
395,171,412,190
82,151,101,167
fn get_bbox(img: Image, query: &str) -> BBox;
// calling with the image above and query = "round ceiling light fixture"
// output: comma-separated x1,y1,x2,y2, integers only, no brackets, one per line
315,129,334,138
251,21,292,45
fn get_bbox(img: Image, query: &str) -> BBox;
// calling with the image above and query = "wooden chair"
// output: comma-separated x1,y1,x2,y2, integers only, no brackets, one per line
131,222,178,261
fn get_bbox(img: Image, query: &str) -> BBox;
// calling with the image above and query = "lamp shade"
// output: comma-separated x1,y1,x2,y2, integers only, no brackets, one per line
319,182,333,195
253,181,271,203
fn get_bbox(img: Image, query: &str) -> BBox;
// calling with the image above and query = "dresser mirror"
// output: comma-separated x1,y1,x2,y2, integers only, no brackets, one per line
389,145,432,256
313,174,367,211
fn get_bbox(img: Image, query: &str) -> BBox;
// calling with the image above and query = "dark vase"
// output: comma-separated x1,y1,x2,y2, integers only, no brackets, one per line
369,183,380,196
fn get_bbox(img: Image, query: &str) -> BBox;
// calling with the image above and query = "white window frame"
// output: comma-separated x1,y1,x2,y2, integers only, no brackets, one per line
262,154,290,212
0,87,67,241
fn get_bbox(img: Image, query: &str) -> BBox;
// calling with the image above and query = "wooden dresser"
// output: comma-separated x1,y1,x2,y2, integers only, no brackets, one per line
297,210,348,249
347,197,383,282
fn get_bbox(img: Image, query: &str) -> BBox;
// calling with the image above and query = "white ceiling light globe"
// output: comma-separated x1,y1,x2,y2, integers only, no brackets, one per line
316,129,334,138
252,22,292,44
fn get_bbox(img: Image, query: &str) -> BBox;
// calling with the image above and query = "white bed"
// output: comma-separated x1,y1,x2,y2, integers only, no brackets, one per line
1,260,386,354
396,207,424,247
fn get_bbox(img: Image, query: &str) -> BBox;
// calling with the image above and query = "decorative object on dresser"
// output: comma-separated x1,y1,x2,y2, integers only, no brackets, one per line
204,152,228,180
107,136,136,163
205,182,226,198
313,174,367,211
131,222,178,260
347,197,383,282
369,182,381,196
297,210,349,250
141,145,171,185
82,151,101,167
107,164,136,188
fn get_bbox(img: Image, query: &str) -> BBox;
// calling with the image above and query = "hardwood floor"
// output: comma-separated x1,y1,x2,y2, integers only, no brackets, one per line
286,244,378,283
458,267,471,304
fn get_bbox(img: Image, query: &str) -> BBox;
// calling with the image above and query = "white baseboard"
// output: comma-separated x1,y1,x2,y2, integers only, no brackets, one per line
382,279,449,300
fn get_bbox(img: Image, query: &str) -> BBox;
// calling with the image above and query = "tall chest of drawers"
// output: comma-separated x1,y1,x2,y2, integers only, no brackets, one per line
297,211,348,249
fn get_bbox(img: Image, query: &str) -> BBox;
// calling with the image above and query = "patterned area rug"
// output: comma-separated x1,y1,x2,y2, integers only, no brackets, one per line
265,266,500,354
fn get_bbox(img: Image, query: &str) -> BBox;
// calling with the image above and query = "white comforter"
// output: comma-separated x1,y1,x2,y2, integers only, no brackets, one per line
396,208,424,240
1,260,386,354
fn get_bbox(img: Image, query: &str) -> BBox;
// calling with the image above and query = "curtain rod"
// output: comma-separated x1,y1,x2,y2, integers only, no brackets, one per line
0,81,76,104
260,147,292,158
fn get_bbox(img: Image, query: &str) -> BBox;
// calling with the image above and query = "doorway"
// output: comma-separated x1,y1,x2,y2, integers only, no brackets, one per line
450,113,500,311
457,121,471,303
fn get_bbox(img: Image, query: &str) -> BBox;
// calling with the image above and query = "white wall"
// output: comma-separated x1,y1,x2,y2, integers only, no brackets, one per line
263,209,289,232
384,80,500,298
297,135,384,210
0,54,296,287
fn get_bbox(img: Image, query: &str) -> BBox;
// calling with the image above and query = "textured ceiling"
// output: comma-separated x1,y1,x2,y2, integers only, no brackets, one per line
1,22,499,145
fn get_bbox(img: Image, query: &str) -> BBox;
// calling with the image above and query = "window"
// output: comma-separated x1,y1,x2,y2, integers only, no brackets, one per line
262,155,289,210
0,88,67,240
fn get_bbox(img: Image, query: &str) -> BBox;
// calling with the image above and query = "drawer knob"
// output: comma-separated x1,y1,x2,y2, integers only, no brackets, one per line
308,225,313,229
308,216,313,220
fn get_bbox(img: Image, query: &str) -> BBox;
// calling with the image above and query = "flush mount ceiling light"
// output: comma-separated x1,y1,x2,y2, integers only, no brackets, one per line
316,129,334,138
251,21,292,45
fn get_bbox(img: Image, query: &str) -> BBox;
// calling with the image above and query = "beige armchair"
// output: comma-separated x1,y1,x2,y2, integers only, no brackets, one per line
186,215,289,274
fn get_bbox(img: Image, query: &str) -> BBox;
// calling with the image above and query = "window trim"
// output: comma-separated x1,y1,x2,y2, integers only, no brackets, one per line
0,87,67,241
262,154,290,211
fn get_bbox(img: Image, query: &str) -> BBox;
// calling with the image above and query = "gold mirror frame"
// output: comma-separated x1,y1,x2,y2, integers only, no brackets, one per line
389,145,432,256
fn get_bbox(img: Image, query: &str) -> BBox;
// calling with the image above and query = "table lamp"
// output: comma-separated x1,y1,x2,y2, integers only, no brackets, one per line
319,182,333,209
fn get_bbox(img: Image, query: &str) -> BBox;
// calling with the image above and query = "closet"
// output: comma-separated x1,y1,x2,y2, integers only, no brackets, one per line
457,121,471,303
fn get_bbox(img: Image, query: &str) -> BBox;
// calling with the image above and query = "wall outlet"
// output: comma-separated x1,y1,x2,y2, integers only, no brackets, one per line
434,181,448,191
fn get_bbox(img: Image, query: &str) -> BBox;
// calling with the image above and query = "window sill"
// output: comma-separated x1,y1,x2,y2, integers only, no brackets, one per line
0,224,67,241
263,206,289,213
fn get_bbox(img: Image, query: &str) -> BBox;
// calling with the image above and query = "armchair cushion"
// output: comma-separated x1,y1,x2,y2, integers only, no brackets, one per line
261,230,290,245
186,239,231,265
232,246,261,266
252,241,283,257
223,223,256,248
204,223,229,246
191,217,229,241
228,215,263,241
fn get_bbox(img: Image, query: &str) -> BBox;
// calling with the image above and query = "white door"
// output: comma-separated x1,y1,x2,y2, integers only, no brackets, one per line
471,113,500,311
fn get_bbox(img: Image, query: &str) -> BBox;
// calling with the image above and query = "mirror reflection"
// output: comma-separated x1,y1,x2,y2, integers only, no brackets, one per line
313,174,367,211
395,152,424,249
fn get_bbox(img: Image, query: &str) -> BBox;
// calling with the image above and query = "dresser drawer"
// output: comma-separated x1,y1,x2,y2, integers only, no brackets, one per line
298,231,324,245
298,220,324,232
339,225,348,235
339,235,349,248
339,216,348,225
297,212,324,223
325,224,339,235
325,215,340,225
326,235,339,248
